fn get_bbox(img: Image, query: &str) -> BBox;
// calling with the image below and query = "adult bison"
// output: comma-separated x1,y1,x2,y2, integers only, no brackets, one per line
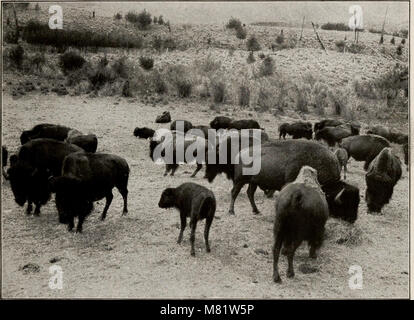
7,139,83,215
133,127,155,139
66,134,98,153
205,139,360,223
170,120,193,133
210,116,232,130
313,119,343,132
273,166,329,283
49,152,130,232
340,135,390,170
314,124,358,147
367,125,407,145
365,148,402,213
279,122,312,140
20,123,79,145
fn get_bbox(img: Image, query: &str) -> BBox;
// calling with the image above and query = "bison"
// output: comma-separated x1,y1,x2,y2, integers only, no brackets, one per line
403,143,408,169
7,139,83,215
279,122,312,140
158,182,216,256
20,123,78,145
155,111,171,123
170,120,193,133
314,124,358,147
340,134,390,170
334,148,349,179
273,166,329,283
66,134,98,153
313,119,343,132
210,116,232,130
229,119,261,130
365,147,402,213
367,125,407,145
133,127,156,139
49,152,129,232
205,139,360,223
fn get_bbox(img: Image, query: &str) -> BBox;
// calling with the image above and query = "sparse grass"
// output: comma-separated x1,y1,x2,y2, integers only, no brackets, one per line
247,51,255,64
59,50,85,74
259,56,274,77
8,44,24,69
247,35,261,52
210,79,226,103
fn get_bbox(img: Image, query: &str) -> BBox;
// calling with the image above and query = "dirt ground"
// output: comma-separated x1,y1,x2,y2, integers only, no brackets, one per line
1,92,408,299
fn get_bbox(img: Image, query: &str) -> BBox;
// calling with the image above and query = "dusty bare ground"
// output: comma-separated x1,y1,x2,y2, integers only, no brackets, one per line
1,92,408,298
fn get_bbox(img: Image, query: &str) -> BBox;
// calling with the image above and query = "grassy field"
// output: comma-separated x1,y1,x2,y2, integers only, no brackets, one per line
1,4,409,298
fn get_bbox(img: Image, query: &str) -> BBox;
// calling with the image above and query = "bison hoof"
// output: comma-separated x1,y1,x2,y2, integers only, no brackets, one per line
122,211,128,216
287,270,295,278
309,253,317,259
253,210,260,215
191,251,195,257
206,247,211,253
228,210,235,215
273,275,282,283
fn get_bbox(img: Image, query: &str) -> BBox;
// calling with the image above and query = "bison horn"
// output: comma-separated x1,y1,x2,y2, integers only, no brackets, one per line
334,188,345,204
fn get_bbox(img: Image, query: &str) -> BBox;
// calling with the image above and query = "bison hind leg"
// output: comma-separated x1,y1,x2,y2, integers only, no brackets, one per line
246,183,260,214
100,192,114,221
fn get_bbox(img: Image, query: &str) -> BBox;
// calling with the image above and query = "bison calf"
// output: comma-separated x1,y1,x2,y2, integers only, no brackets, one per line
365,147,402,213
273,166,329,283
49,152,129,232
158,183,216,256
334,148,349,179
133,127,155,139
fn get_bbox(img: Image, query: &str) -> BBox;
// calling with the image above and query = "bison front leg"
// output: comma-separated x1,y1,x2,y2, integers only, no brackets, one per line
101,192,114,221
204,215,213,253
189,218,198,257
247,183,260,214
228,182,244,215
67,218,75,232
76,215,85,233
26,201,33,215
177,212,187,244
33,203,41,216
273,224,283,283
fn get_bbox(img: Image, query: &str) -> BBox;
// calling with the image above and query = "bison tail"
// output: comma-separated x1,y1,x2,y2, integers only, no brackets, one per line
290,189,303,211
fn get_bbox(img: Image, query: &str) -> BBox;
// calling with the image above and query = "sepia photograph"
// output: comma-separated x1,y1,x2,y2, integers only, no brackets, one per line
0,1,410,301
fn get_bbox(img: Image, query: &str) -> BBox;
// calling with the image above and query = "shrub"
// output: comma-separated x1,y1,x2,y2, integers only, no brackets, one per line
112,56,129,78
258,53,265,59
276,34,284,44
30,52,46,71
400,29,408,38
401,38,406,45
211,79,226,103
153,16,158,24
126,10,152,29
176,79,192,98
260,56,274,76
9,44,24,69
396,45,403,56
199,55,221,73
295,85,308,113
235,26,247,39
329,89,349,116
152,71,167,94
347,43,364,54
247,35,261,51
59,51,85,74
98,55,109,68
153,36,177,52
247,51,255,64
335,40,346,52
390,37,395,45
226,18,242,30
238,85,250,107
114,13,122,20
139,56,154,70
158,15,164,25
321,22,350,31
88,64,116,90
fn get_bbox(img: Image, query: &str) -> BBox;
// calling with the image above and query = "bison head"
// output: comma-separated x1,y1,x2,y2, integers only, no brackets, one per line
20,131,32,145
365,172,394,213
158,188,176,209
49,176,92,224
323,181,360,223
7,155,50,207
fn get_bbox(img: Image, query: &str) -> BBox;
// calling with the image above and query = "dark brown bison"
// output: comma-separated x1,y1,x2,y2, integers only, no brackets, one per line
2,146,8,180
49,152,129,232
170,120,193,133
367,125,407,145
403,143,408,169
155,111,171,123
133,127,155,139
7,139,83,215
205,139,360,223
273,166,329,283
66,134,98,153
278,122,312,140
365,147,402,213
334,148,349,179
20,123,80,145
313,119,344,132
340,135,390,170
210,116,232,130
229,119,261,130
158,182,216,256
314,124,358,147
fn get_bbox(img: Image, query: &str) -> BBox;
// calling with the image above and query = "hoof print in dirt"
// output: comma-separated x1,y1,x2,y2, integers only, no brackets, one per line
19,263,40,274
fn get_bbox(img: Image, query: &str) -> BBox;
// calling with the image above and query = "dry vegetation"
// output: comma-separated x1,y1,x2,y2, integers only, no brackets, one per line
1,4,409,298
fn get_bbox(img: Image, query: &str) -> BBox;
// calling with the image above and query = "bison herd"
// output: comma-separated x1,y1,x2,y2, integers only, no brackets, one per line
1,114,408,283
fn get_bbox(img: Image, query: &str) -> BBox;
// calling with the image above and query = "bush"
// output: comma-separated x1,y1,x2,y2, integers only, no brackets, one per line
396,45,403,56
59,51,85,74
30,52,45,71
321,22,350,31
247,51,255,64
9,44,24,69
258,53,265,59
176,79,192,98
295,85,308,113
259,56,274,76
276,34,284,44
114,13,122,20
235,26,247,39
401,38,406,45
112,56,129,78
88,64,116,90
329,89,349,116
335,40,346,52
247,36,261,52
347,43,364,54
153,16,158,24
153,36,177,52
139,56,154,70
158,15,164,25
199,55,221,73
153,71,167,94
126,10,152,29
238,85,250,107
211,79,226,103
400,29,408,38
390,37,395,45
22,20,143,49
226,18,242,30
